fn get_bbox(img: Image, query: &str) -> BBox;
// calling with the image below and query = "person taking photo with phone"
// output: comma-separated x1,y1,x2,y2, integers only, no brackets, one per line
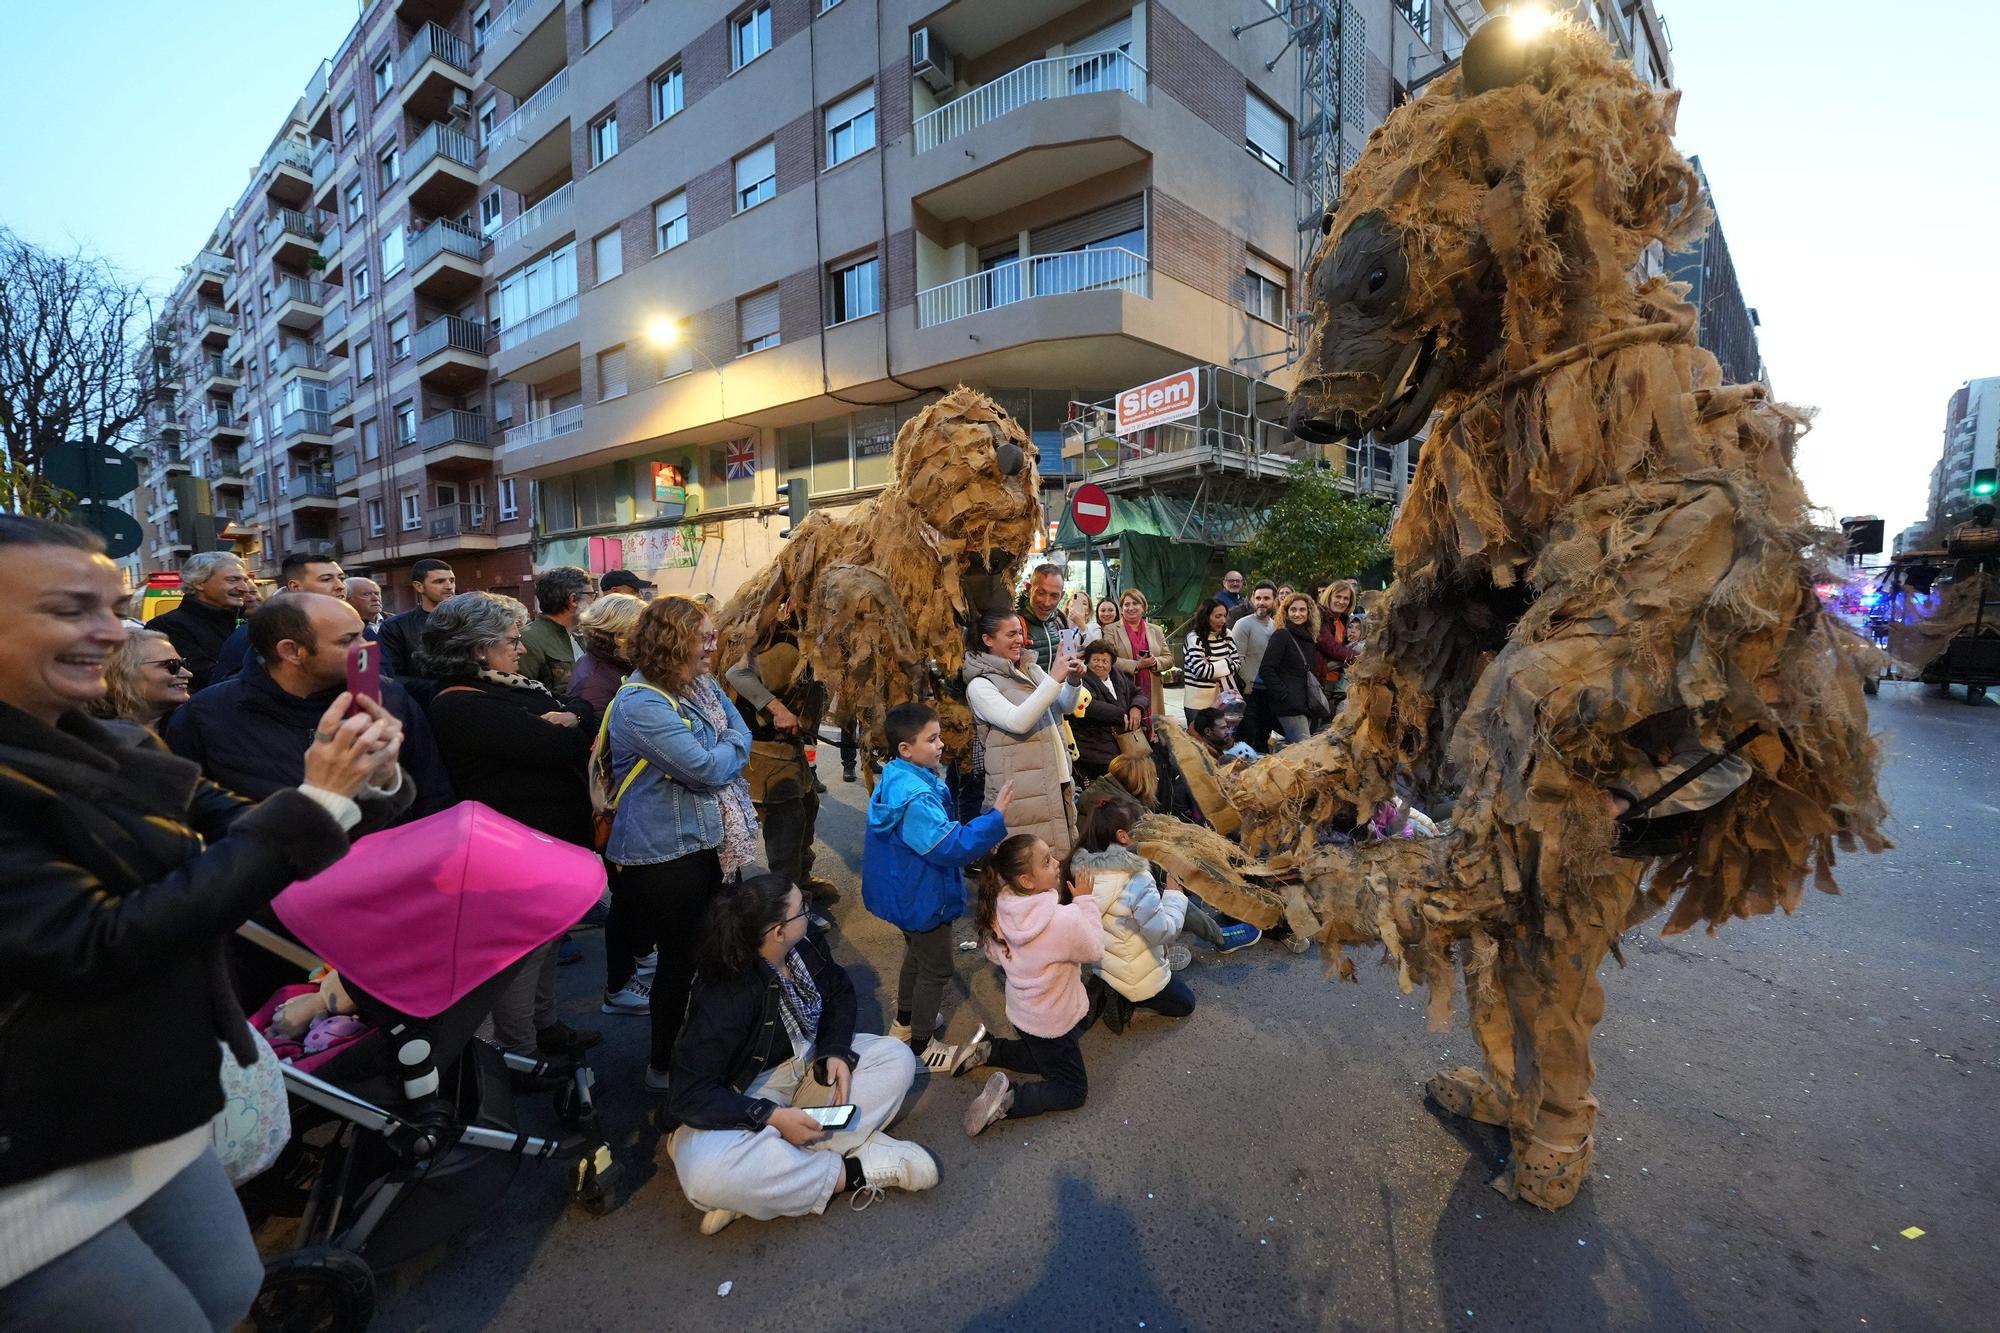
963,610,1084,862
665,874,939,1236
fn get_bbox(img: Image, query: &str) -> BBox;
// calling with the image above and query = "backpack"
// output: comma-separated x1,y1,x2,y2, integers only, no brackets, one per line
588,682,686,852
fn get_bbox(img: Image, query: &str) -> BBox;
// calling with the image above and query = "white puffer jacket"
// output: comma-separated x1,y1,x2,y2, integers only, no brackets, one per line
1072,844,1187,1002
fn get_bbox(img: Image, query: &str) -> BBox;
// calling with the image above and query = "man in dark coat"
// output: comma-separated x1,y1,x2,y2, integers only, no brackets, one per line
375,558,457,684
149,551,252,692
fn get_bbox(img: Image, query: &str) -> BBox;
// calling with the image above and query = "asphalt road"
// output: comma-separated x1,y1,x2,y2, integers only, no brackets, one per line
368,683,1996,1332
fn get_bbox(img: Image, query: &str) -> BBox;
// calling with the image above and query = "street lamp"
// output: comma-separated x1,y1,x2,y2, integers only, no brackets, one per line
644,315,726,417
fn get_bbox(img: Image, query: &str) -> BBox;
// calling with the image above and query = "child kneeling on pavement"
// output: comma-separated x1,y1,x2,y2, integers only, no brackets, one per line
862,702,1014,1072
958,833,1106,1136
666,873,938,1235
1070,794,1197,1033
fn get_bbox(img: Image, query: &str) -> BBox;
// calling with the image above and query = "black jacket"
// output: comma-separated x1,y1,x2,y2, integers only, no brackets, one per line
1073,666,1140,769
376,607,429,681
667,933,859,1132
149,596,240,694
164,656,451,826
1256,624,1319,717
426,677,595,845
0,706,349,1186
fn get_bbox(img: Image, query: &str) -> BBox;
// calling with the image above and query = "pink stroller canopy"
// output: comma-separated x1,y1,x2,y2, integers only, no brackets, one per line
273,802,606,1018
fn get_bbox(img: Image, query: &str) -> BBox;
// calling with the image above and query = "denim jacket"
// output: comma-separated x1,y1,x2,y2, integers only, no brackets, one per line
604,673,750,866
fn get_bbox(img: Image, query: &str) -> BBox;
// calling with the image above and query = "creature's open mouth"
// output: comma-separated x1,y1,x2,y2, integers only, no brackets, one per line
1291,330,1446,445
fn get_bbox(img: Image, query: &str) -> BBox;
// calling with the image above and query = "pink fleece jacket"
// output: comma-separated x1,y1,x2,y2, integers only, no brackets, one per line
986,891,1106,1039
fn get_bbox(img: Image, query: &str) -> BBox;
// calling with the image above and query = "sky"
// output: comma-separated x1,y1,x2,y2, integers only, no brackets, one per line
2,0,1993,540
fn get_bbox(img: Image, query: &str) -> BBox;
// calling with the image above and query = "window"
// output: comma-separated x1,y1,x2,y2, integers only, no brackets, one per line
352,264,371,301
367,497,385,535
827,255,879,324
738,286,779,354
378,143,400,189
819,0,843,10
400,490,422,531
592,229,623,284
654,192,688,252
476,95,497,148
589,111,619,167
381,224,405,277
1246,90,1290,177
823,85,875,167
650,64,684,124
373,54,393,98
496,242,577,328
479,191,503,238
388,314,410,361
344,180,365,223
338,98,357,144
656,338,694,380
360,417,381,460
498,477,518,520
1244,252,1288,325
596,345,628,401
582,0,612,47
734,141,775,212
394,400,416,444
472,2,491,50
355,338,375,381
731,4,773,69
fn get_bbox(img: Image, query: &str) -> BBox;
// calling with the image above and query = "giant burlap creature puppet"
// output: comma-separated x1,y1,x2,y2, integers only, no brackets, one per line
1137,16,1889,1210
716,386,1042,769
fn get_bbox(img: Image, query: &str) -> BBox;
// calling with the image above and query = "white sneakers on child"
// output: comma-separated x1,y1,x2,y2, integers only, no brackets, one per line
700,1207,740,1235
918,1037,961,1073
602,979,651,1015
964,1071,1013,1137
948,1023,990,1079
849,1133,940,1211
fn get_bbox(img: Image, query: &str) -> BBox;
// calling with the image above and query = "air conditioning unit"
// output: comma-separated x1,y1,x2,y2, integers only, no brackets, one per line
448,87,473,120
911,27,955,94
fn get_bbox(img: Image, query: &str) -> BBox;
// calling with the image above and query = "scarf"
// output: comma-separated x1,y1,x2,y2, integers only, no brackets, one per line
685,675,761,875
477,667,561,703
1116,619,1155,711
773,947,823,1059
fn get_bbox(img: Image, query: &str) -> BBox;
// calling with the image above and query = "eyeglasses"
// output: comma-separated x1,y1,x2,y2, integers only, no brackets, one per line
500,636,525,649
770,905,811,932
147,658,190,674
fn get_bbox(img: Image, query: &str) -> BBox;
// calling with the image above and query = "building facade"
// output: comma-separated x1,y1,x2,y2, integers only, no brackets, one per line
1924,376,2000,541
1664,156,1763,388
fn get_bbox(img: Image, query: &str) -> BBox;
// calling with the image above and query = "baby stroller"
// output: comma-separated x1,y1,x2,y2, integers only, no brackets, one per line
232,803,620,1332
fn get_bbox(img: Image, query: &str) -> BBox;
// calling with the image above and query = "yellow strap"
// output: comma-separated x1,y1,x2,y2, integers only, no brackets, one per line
600,682,693,805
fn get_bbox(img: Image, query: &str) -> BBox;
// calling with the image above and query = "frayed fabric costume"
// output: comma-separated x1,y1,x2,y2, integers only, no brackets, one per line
1136,18,1888,1211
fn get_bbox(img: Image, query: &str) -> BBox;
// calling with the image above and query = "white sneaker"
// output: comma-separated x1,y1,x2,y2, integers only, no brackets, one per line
848,1132,939,1211
949,1023,990,1078
964,1071,1013,1137
1166,944,1192,972
887,1011,945,1044
918,1037,960,1074
602,979,652,1015
634,950,658,979
700,1207,740,1235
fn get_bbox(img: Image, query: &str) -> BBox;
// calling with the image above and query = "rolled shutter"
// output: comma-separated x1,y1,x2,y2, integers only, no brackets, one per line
597,345,628,400
1029,196,1145,253
739,287,779,344
1246,93,1288,169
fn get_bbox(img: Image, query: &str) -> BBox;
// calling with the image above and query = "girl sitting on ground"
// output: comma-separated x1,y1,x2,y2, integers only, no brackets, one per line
1070,795,1196,1034
956,834,1104,1136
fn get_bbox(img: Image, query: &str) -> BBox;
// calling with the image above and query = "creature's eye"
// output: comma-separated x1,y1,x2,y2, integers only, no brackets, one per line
1366,268,1389,294
1321,212,1335,236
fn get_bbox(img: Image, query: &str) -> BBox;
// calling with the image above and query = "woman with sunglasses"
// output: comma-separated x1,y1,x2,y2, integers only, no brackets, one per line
90,630,192,731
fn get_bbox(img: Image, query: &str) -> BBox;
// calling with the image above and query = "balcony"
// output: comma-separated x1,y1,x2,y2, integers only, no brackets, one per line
193,305,233,345
917,51,1147,153
412,315,490,390
304,58,332,138
281,473,340,513
273,337,331,380
193,251,230,302
264,208,324,268
485,67,569,193
321,298,348,347
318,221,345,283
396,23,476,122
273,275,335,332
333,449,362,495
197,355,242,396
916,246,1150,328
417,409,492,470
310,140,338,206
406,121,480,213
428,502,496,546
157,446,192,477
496,297,575,355
280,407,334,449
482,0,566,98
327,378,357,429
502,404,583,448
409,219,486,302
210,445,245,484
222,271,240,311
295,537,340,558
264,139,313,205
490,180,572,259
195,406,244,442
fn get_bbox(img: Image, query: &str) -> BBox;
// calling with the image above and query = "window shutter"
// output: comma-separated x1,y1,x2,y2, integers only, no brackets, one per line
1247,251,1287,287
1068,16,1132,55
738,287,780,343
735,142,775,194
827,85,874,128
1246,92,1288,167
597,346,628,399
1028,196,1145,253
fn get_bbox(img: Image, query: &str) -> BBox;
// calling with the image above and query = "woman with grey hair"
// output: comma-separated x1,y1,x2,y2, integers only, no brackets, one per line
421,592,602,1062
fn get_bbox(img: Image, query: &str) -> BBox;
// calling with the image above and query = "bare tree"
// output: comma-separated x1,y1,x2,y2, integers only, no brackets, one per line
0,227,152,513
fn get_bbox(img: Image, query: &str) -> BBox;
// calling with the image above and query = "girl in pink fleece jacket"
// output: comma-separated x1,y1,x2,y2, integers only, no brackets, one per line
957,833,1106,1136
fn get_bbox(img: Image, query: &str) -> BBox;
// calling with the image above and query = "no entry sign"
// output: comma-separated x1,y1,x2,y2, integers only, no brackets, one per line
1070,483,1112,537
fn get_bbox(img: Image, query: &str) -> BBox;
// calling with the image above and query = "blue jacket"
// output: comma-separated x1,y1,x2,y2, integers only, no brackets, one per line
862,757,1008,932
604,674,750,866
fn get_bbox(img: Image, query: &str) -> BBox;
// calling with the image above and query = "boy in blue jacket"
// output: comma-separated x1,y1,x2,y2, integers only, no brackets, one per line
863,702,1013,1072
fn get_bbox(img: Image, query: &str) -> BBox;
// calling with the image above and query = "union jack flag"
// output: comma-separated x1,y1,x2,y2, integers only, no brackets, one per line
723,440,756,481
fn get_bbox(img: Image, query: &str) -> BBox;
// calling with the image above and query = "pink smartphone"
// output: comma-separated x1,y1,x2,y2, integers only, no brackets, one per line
345,640,382,712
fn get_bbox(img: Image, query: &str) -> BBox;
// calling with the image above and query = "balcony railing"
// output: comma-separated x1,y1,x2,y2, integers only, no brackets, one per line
490,180,571,252
407,121,479,176
501,404,583,448
916,246,1150,328
497,296,575,351
914,50,1147,153
414,315,487,361
322,299,347,339
274,340,328,376
409,218,486,270
276,274,334,310
283,474,338,500
491,0,557,42
296,537,339,557
418,409,490,450
211,450,242,477
198,355,237,382
490,67,568,150
264,208,323,246
318,221,343,260
397,22,474,86
194,306,232,336
194,251,231,279
430,502,494,540
334,451,359,484
282,408,333,440
264,139,312,179
304,58,331,109
327,378,354,414
310,141,336,189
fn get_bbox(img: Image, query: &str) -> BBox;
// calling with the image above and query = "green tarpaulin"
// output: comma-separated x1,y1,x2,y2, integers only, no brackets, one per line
1054,494,1231,624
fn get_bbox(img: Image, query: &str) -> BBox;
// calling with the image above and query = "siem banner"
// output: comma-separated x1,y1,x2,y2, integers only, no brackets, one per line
1114,368,1200,435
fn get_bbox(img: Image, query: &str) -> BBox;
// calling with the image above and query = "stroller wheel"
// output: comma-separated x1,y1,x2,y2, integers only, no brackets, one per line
247,1246,376,1333
574,1142,620,1217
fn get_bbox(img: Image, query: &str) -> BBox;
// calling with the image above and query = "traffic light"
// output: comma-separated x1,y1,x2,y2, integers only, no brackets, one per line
1973,467,1998,499
778,477,809,538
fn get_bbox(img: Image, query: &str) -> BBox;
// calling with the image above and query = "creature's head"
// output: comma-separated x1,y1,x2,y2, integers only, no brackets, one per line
891,386,1042,551
1289,16,1706,444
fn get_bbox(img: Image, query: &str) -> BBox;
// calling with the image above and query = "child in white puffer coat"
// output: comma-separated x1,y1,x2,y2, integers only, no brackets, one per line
1070,795,1196,1034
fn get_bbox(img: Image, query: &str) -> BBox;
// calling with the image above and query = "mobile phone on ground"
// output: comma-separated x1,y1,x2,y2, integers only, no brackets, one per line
804,1104,856,1129
345,640,382,713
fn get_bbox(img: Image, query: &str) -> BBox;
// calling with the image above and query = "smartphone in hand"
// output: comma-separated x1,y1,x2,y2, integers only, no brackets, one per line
345,640,382,714
803,1104,856,1129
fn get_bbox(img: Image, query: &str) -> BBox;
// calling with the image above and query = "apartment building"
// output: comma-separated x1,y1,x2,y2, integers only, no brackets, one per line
1664,156,1763,388
1925,377,2000,540
140,2,1578,606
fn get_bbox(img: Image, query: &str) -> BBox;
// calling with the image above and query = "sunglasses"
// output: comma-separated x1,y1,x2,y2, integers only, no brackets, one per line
147,658,191,674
